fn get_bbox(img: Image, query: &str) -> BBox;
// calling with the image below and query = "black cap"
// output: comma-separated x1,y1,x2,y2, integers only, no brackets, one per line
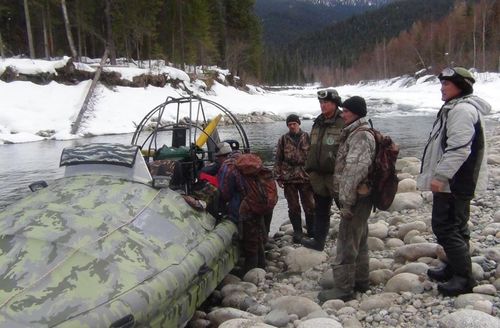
342,96,367,117
286,114,301,125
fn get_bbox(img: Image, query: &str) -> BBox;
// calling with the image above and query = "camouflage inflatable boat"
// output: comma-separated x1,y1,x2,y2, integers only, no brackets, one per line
0,143,239,327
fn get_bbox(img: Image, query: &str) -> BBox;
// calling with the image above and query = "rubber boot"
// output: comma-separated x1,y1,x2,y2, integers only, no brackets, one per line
354,281,370,293
301,212,329,251
305,214,315,238
243,255,259,277
437,247,476,296
289,214,303,243
427,264,453,282
318,264,356,302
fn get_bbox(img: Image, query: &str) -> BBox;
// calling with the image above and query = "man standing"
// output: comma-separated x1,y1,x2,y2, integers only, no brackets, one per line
417,67,490,296
301,88,344,251
318,96,376,302
274,114,315,243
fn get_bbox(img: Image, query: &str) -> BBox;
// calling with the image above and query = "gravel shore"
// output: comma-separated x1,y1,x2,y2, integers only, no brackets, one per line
188,129,500,328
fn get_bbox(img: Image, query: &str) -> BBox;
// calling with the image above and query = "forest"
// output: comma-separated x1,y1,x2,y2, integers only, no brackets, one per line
0,0,262,80
1,0,499,85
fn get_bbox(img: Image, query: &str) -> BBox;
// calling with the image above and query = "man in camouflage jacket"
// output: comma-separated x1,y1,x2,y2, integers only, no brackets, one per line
274,114,315,243
319,96,376,302
301,88,344,251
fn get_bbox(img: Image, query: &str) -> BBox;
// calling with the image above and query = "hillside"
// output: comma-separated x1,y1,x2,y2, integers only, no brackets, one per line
255,0,393,46
262,0,456,84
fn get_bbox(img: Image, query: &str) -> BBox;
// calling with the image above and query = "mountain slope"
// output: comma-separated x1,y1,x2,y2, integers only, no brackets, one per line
255,0,394,46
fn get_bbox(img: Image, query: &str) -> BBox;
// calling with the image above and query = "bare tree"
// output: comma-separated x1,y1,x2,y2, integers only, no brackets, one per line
42,2,50,58
23,0,35,58
0,32,4,58
105,0,116,65
61,0,77,58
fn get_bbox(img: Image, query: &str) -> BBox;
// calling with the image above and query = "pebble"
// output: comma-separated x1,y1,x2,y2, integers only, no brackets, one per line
188,142,500,327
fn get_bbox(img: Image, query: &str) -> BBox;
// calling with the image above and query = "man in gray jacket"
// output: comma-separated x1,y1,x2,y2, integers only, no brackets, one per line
318,96,376,302
417,67,490,296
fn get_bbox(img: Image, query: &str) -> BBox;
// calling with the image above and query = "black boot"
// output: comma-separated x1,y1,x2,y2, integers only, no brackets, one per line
437,246,476,296
427,264,453,282
289,214,303,244
437,275,475,296
318,287,354,302
301,237,324,251
302,211,329,251
354,280,370,293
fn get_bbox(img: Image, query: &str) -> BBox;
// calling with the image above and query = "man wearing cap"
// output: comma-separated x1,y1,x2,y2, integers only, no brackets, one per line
318,96,376,302
301,88,344,251
274,114,315,243
417,67,491,296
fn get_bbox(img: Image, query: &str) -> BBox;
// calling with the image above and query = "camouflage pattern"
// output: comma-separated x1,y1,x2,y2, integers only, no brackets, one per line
333,117,376,208
304,111,344,197
0,174,238,327
283,183,315,218
148,159,178,177
60,143,139,167
274,130,310,184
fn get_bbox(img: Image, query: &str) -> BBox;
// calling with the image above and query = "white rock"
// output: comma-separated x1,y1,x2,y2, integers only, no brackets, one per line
398,178,417,193
359,292,399,311
368,222,389,239
221,282,258,298
284,247,327,272
384,272,423,293
369,269,394,285
219,318,274,328
367,237,385,251
207,308,257,327
388,192,423,211
394,262,429,276
454,293,495,308
439,309,500,328
473,300,494,315
397,220,427,239
472,284,497,296
394,242,440,263
243,268,267,286
385,238,405,248
296,317,343,328
270,296,322,319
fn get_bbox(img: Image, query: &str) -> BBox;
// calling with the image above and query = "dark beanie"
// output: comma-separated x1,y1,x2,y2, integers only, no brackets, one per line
286,114,301,125
438,67,475,96
342,96,367,117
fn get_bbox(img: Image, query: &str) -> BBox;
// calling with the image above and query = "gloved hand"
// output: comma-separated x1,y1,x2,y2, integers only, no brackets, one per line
340,207,354,220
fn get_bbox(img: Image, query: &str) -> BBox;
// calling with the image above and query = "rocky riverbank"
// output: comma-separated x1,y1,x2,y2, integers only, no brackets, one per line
187,129,500,328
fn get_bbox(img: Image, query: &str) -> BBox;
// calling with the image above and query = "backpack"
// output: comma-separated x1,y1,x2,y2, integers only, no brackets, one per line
360,125,399,211
235,153,278,215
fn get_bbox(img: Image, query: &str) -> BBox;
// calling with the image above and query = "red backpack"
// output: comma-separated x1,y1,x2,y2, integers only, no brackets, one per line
361,127,400,211
235,153,278,215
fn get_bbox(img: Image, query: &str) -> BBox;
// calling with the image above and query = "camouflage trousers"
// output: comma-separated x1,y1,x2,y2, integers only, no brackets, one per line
283,182,315,218
239,214,267,273
333,195,373,291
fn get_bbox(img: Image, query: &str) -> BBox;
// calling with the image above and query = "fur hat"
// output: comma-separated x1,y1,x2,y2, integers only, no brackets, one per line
342,96,367,117
215,142,232,156
438,67,475,95
286,114,301,125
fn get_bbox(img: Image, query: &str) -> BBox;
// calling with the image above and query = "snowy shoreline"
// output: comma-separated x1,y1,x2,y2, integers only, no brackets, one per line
1,58,500,145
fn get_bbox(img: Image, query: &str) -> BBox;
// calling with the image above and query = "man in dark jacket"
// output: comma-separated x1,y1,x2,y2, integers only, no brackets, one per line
274,114,315,243
301,88,344,251
417,67,490,296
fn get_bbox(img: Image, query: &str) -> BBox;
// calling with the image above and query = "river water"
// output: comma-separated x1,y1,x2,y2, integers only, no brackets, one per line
1,106,499,234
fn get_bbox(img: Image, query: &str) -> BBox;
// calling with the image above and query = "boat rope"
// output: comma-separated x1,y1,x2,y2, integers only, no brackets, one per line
0,189,162,310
